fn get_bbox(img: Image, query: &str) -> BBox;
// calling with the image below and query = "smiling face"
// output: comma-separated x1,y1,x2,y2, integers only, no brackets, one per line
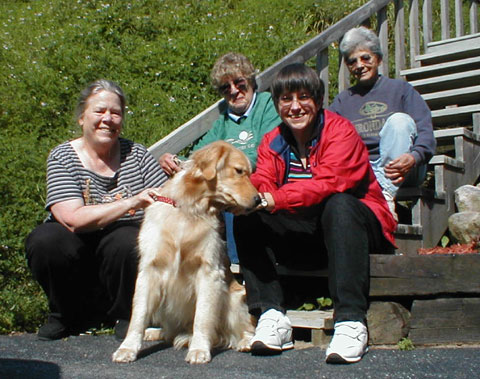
78,90,123,146
278,90,319,138
346,48,381,86
219,74,255,116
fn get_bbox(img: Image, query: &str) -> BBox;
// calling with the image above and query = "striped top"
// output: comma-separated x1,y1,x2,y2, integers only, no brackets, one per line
287,151,312,182
46,138,168,223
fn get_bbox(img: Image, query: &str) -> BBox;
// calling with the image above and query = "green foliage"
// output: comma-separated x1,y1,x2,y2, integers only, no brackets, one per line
1,0,359,334
297,297,333,311
397,337,415,351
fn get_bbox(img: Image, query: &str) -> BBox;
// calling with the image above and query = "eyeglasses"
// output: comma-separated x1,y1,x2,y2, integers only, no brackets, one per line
278,93,314,107
218,77,249,95
345,53,374,66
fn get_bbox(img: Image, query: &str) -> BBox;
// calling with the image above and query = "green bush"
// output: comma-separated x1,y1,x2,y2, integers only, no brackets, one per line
1,0,367,333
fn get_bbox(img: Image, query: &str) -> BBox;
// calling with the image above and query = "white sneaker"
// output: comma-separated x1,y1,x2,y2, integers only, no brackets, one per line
251,309,294,355
326,321,368,363
382,190,398,222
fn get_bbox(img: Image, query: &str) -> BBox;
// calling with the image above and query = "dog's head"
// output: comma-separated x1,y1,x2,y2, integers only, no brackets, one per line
187,141,260,215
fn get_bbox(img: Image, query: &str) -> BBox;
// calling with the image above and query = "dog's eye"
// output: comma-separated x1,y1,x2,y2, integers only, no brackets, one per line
235,167,244,175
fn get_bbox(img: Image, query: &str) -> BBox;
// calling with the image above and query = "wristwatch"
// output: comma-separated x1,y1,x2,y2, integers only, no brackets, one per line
259,193,268,208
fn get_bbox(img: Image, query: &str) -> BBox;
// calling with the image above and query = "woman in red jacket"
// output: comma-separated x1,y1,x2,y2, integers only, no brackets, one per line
234,63,396,363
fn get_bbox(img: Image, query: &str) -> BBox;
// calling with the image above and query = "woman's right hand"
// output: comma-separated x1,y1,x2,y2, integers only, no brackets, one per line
159,153,182,176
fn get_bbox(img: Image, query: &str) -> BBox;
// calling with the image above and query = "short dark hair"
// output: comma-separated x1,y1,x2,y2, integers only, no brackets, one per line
271,63,324,110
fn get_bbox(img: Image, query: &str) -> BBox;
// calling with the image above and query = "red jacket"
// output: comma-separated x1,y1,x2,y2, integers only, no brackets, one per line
252,109,397,246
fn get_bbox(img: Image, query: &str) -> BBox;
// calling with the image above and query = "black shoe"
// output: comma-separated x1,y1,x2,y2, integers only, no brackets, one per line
114,319,129,341
38,314,69,341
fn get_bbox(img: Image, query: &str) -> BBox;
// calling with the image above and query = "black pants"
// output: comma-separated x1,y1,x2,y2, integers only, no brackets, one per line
25,221,139,327
234,193,393,323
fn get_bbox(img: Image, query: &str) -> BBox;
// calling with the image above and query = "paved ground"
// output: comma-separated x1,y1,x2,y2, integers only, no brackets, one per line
1,333,479,378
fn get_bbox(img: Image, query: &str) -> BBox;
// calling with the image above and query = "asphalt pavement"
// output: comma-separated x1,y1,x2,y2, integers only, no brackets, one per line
1,333,479,379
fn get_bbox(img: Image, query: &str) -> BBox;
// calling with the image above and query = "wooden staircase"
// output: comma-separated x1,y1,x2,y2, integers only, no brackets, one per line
149,1,480,345
395,32,480,256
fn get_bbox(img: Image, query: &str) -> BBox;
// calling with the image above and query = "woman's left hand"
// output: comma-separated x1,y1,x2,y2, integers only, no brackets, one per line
384,153,416,185
257,192,275,212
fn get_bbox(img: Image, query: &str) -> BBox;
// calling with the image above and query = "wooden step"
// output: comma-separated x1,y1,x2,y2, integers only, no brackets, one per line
286,310,333,330
426,33,480,53
415,44,480,66
422,85,480,110
434,126,480,141
401,56,480,81
431,104,480,127
409,69,480,94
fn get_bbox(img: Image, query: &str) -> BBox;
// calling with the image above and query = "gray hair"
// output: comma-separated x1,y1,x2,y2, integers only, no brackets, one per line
339,27,383,60
75,79,126,121
210,52,257,93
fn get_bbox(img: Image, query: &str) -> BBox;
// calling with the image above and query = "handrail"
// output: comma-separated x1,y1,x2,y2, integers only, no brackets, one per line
148,0,480,159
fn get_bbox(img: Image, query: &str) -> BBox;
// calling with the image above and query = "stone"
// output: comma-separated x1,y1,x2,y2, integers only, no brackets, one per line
454,185,480,213
367,301,410,345
448,211,480,244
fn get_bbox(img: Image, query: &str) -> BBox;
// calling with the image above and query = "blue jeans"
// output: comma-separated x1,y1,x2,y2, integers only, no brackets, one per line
371,113,426,197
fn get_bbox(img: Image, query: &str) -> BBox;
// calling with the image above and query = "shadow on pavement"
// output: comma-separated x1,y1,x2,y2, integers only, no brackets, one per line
0,358,60,379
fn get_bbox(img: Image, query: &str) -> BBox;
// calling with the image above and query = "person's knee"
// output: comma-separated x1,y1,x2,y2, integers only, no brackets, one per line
382,112,416,137
321,193,360,228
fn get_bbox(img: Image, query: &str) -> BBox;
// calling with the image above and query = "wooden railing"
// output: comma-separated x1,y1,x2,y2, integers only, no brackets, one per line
149,0,480,159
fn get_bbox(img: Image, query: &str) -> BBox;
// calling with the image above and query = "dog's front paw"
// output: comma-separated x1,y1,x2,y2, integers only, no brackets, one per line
236,335,252,352
185,349,211,364
112,348,138,363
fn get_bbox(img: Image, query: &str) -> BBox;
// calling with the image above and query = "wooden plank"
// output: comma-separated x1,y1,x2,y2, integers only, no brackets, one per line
409,69,480,94
429,154,465,169
432,104,480,127
316,49,329,109
471,1,479,34
409,0,420,68
427,32,480,50
440,0,450,40
286,310,333,330
377,6,389,77
394,0,406,78
422,0,432,51
415,44,480,66
434,127,476,140
369,254,480,297
422,85,480,110
409,298,480,345
455,0,464,38
401,56,480,81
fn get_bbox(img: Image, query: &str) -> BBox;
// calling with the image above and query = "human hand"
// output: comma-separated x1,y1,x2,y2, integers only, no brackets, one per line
257,192,275,212
128,188,164,211
159,153,182,176
384,153,416,185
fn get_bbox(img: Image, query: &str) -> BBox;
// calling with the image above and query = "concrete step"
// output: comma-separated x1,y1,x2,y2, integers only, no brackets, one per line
422,85,480,110
431,104,480,127
409,69,480,94
401,56,480,81
415,44,480,66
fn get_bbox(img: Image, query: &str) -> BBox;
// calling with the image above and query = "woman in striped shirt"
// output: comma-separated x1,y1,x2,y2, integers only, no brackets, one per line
26,80,167,341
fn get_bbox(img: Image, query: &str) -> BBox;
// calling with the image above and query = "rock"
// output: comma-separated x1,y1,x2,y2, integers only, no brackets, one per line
448,211,480,244
367,301,410,345
454,185,480,213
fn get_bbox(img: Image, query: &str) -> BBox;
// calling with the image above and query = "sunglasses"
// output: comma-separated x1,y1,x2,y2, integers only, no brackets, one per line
345,53,374,66
218,77,249,95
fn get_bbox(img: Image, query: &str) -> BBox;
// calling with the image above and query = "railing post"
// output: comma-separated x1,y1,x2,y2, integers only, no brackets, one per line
337,37,349,93
422,0,432,52
440,0,450,40
471,0,479,34
409,0,420,68
377,6,389,77
455,0,465,37
316,49,330,108
395,0,406,78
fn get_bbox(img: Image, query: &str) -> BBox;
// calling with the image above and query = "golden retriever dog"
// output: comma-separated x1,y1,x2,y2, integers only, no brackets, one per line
112,141,259,364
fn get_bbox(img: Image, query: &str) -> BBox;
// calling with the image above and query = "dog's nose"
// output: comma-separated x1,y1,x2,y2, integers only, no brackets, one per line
254,194,262,206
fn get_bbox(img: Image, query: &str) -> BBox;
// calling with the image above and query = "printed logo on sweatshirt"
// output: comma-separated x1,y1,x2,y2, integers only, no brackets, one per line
225,130,254,146
359,101,388,118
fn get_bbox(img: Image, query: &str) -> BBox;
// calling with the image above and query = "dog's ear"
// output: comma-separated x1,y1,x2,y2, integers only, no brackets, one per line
193,141,229,181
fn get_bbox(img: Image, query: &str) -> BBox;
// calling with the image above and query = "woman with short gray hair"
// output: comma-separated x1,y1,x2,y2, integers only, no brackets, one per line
330,26,436,221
